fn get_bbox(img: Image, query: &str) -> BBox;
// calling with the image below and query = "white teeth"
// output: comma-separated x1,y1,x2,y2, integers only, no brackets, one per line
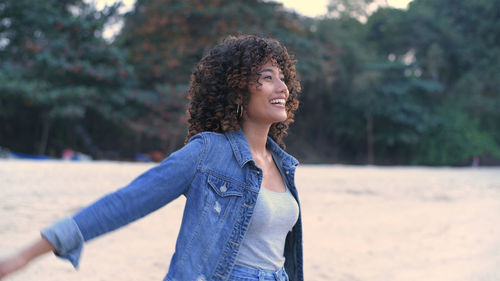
270,99,286,105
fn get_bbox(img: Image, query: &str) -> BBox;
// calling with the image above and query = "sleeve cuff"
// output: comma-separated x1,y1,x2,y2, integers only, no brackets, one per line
41,217,84,268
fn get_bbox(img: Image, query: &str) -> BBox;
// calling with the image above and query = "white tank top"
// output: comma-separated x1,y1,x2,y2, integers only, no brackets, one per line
234,185,299,270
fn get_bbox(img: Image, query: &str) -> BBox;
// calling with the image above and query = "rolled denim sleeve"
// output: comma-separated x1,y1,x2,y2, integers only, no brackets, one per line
41,134,205,268
41,217,84,268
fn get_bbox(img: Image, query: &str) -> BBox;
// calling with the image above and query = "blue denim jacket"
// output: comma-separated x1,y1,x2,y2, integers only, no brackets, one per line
42,130,303,281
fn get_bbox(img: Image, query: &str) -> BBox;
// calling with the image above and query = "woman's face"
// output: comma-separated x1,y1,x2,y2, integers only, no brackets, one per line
242,61,289,126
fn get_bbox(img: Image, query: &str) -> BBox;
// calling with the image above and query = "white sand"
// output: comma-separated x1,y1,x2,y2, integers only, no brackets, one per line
1,160,499,281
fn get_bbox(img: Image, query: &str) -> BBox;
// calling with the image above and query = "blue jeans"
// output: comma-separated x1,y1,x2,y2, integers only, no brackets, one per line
227,264,289,281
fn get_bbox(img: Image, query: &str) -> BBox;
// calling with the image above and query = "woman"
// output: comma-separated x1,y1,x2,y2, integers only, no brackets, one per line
0,34,303,281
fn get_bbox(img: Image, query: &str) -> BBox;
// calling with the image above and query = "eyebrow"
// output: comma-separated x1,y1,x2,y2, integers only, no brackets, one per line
257,68,284,75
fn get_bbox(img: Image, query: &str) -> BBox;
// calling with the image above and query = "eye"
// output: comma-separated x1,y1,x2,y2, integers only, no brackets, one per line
264,75,273,80
280,77,286,82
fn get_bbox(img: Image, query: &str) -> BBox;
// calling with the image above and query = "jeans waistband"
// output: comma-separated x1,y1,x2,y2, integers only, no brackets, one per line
232,264,288,280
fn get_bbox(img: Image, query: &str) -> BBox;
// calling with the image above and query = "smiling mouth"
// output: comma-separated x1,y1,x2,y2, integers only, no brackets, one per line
270,98,286,106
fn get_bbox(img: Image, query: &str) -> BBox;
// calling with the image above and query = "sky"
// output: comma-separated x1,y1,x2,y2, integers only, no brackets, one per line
94,0,413,18
93,0,413,39
273,0,412,17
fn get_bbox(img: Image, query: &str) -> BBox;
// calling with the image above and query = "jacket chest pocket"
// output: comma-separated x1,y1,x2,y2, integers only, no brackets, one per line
205,174,244,218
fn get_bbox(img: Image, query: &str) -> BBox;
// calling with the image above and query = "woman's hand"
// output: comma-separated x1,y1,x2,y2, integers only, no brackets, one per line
0,254,28,280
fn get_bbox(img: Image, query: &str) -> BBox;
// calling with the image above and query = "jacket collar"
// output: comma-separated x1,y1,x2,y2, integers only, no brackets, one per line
225,130,299,169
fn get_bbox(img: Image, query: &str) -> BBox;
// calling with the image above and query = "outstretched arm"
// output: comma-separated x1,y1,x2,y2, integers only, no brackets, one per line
0,134,205,279
0,236,55,280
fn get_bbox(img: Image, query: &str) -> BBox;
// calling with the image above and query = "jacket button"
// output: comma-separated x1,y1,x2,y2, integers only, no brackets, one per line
286,171,289,175
220,183,227,193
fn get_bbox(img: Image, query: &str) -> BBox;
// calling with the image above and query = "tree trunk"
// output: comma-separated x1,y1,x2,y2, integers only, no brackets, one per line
366,114,374,165
38,117,50,155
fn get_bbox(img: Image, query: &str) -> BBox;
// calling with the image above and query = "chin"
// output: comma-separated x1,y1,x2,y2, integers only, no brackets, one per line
272,115,288,123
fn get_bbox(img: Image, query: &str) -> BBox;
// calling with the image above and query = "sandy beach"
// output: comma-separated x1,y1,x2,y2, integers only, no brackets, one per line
1,160,499,281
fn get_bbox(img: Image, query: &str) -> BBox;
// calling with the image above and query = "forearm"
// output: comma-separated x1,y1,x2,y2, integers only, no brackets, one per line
19,236,56,263
0,237,55,280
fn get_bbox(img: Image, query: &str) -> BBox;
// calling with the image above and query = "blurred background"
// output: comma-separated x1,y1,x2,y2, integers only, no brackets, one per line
1,0,499,166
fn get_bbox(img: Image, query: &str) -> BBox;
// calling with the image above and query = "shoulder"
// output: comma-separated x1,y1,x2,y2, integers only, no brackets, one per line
187,131,228,147
185,131,232,157
187,131,242,171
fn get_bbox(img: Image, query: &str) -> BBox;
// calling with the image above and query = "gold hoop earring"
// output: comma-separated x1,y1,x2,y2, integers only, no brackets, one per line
236,104,243,119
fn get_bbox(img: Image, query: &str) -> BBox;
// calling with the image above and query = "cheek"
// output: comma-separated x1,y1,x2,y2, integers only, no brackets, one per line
248,87,266,104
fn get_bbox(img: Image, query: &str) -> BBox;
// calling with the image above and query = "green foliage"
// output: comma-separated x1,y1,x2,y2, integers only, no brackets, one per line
327,0,375,20
0,0,137,156
413,107,500,165
1,0,499,165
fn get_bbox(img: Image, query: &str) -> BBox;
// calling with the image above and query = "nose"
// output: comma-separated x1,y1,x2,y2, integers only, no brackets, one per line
277,79,289,96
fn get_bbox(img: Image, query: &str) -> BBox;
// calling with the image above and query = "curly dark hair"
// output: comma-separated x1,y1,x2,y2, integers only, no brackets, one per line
185,34,301,149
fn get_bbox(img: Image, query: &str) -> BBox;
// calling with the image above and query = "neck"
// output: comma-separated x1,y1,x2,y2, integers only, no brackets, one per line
240,121,271,159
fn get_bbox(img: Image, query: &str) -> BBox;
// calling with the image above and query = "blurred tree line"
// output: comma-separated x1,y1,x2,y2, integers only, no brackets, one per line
1,0,499,165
